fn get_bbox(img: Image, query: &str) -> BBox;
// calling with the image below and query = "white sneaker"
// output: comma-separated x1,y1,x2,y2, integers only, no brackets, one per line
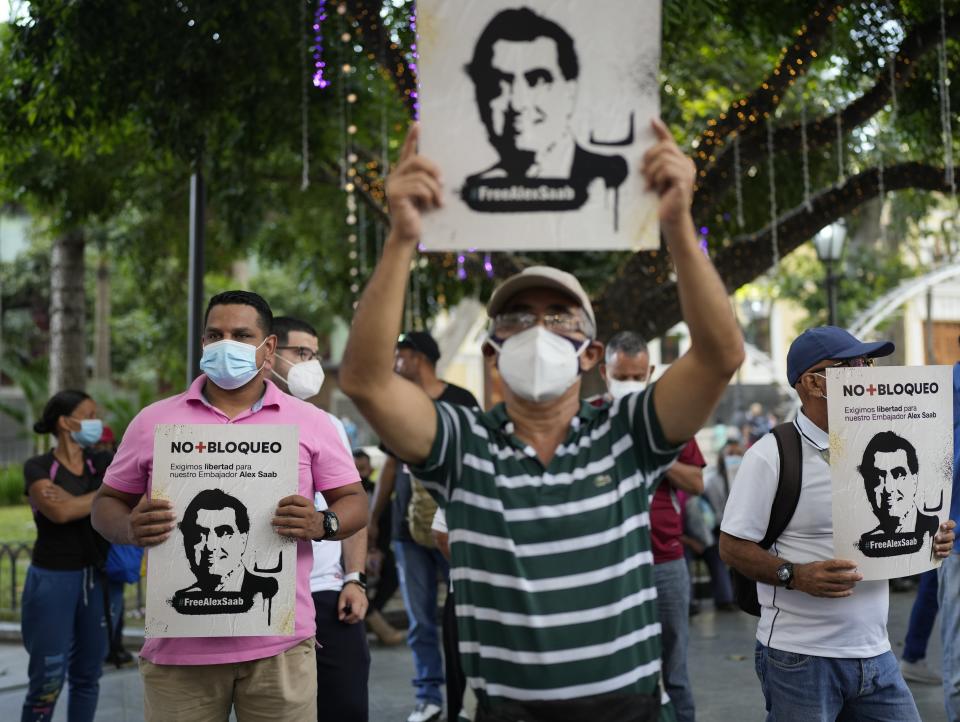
900,659,942,685
407,702,443,722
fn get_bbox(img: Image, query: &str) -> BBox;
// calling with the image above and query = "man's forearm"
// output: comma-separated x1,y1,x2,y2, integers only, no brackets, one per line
341,528,368,573
667,217,744,377
327,491,369,540
91,495,135,545
340,235,417,397
718,531,783,586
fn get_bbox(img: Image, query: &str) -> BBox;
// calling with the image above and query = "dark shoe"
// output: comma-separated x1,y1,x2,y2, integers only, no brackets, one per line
105,647,134,666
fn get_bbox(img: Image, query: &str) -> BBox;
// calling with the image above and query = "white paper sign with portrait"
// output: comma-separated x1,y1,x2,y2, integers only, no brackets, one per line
827,366,952,580
145,424,299,638
417,0,661,251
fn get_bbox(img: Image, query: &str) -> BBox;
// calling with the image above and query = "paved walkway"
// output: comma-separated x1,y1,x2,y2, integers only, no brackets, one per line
0,588,946,721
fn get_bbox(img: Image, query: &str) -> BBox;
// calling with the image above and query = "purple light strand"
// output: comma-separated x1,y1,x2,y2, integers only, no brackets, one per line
408,12,419,118
483,253,494,278
312,0,329,89
457,254,467,280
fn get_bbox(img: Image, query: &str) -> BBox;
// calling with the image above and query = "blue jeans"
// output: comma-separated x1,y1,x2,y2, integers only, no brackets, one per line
654,558,694,722
754,642,919,721
21,566,107,722
902,569,938,663
939,553,960,720
394,540,449,707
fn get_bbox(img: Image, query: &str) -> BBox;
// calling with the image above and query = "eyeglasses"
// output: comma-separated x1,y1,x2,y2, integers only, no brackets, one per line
492,310,591,337
809,356,876,377
829,357,875,369
277,346,320,362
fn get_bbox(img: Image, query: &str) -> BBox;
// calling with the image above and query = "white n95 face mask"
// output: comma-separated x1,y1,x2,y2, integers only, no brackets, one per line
607,378,646,399
488,326,588,403
274,358,325,400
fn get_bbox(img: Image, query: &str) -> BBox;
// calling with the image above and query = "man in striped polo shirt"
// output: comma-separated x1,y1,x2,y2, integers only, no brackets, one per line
340,121,744,721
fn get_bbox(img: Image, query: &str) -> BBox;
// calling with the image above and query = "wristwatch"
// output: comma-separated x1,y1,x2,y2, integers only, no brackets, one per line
343,571,367,590
319,510,340,540
776,561,795,589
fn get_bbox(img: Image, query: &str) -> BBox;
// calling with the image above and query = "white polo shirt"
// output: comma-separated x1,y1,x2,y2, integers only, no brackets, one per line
309,412,352,593
721,410,890,658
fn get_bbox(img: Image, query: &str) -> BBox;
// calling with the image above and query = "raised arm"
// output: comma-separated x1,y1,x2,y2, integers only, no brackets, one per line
644,119,745,445
339,126,440,465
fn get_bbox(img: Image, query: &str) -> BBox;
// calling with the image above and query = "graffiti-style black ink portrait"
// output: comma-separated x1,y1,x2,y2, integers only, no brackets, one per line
460,7,628,225
170,488,279,619
856,431,939,558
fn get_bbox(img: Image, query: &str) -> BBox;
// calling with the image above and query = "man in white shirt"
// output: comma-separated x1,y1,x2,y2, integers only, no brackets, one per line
271,316,370,721
720,326,956,722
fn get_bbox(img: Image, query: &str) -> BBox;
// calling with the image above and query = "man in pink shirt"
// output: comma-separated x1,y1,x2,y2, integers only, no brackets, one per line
92,290,366,722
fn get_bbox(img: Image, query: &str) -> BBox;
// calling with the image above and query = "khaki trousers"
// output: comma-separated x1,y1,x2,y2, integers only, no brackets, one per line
140,638,317,722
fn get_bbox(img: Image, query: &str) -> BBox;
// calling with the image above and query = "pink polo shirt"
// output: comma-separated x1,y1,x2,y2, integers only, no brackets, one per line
104,375,360,666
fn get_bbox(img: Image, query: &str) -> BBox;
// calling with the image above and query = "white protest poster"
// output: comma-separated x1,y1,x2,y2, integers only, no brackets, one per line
827,366,952,580
417,0,661,251
145,424,299,638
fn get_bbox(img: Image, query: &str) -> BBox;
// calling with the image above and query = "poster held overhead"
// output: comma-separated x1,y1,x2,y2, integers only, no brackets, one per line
827,366,953,581
145,424,299,638
417,0,661,251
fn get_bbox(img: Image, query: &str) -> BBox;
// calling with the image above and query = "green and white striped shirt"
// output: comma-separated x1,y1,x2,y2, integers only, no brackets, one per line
411,385,682,719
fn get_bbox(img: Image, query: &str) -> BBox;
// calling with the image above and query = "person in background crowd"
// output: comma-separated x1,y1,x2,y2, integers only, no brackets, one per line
92,290,366,722
431,507,466,722
270,315,371,721
741,402,770,448
22,390,113,722
359,449,405,647
600,330,706,722
939,355,960,720
899,569,940,685
368,330,478,722
94,424,138,668
691,439,739,612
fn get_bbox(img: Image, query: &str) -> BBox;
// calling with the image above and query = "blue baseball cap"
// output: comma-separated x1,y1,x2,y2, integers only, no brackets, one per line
786,326,895,387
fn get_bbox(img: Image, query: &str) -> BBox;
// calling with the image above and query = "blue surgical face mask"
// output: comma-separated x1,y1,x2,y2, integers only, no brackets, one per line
70,418,103,448
200,338,268,390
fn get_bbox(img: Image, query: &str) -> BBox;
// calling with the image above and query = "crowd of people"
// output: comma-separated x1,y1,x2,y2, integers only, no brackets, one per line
14,115,960,722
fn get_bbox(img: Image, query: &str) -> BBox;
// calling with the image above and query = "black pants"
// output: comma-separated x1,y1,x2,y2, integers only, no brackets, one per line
370,544,400,612
312,590,371,721
443,589,466,721
475,691,660,722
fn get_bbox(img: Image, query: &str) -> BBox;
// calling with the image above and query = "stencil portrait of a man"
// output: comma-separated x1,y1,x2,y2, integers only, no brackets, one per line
856,431,939,557
172,488,278,615
460,6,628,221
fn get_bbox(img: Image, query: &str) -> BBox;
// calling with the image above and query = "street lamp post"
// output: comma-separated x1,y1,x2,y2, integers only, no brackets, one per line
813,221,847,326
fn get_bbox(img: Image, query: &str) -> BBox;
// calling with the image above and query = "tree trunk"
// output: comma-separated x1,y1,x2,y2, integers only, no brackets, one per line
49,229,87,393
93,253,111,381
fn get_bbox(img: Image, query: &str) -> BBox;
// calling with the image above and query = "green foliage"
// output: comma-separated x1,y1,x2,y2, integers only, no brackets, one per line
0,465,25,507
775,240,919,328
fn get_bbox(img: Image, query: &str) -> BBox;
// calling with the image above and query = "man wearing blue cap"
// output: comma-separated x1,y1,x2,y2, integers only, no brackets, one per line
720,326,956,721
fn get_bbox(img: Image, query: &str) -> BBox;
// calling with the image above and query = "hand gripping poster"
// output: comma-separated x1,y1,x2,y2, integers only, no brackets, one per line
417,0,661,251
145,424,298,638
827,366,953,580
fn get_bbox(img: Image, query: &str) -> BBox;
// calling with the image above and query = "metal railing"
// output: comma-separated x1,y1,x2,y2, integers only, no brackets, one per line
0,542,144,616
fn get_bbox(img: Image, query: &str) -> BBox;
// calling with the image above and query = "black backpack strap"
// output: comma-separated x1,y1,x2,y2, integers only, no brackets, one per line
760,422,803,550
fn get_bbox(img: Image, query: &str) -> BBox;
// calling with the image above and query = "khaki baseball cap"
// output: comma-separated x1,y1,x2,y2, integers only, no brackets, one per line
486,266,596,332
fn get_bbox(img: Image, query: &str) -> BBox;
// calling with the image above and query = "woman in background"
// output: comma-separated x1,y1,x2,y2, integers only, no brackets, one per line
21,390,112,722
